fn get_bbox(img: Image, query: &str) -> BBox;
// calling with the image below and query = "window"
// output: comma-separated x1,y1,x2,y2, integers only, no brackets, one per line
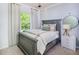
20,12,30,31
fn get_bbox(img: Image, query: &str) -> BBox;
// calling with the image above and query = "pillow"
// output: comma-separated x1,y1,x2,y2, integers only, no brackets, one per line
42,24,50,31
50,24,56,31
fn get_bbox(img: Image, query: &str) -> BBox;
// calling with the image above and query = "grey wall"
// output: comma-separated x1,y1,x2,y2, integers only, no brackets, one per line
40,3,79,20
0,3,9,49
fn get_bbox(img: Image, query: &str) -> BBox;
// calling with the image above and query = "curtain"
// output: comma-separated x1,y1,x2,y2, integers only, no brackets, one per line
8,3,20,47
30,8,40,29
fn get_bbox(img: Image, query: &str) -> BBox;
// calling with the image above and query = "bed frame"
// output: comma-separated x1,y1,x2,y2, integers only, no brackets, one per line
17,19,61,55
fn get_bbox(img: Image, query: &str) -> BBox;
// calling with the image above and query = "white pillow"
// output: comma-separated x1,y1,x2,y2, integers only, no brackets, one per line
50,24,56,31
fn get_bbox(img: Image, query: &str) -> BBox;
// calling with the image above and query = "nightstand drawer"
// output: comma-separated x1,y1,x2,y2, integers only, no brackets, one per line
61,35,76,51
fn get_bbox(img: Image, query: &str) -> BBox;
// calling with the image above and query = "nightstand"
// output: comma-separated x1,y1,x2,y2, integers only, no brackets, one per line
61,35,76,51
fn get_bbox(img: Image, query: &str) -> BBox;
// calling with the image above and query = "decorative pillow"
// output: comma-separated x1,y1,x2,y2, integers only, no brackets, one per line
42,24,50,31
50,24,56,31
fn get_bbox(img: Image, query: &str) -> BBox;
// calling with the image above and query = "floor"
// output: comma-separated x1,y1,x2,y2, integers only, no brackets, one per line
0,44,79,55
46,44,79,55
0,46,24,55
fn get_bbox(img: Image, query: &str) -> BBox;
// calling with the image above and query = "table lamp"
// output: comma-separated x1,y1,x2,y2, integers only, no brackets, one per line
63,24,70,36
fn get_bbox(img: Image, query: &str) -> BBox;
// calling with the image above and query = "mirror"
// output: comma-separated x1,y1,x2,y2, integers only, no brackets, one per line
63,15,79,29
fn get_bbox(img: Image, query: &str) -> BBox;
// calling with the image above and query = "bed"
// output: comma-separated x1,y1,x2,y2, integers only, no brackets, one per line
17,19,61,55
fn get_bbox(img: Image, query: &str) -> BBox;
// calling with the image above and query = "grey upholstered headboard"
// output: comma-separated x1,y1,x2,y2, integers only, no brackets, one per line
42,19,61,40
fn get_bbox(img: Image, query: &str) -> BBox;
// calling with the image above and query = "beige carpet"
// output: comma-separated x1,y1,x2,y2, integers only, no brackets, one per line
0,44,79,55
46,44,79,55
0,46,24,55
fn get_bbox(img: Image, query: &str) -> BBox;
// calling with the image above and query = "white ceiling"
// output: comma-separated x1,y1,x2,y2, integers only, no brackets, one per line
25,3,58,9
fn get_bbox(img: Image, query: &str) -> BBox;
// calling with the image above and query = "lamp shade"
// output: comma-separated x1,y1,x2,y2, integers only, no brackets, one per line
63,24,70,30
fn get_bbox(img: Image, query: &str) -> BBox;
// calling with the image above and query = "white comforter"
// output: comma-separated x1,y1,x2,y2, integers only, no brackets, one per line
29,29,59,54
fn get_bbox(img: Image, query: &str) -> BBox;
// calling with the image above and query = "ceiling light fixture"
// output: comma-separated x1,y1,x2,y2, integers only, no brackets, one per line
38,3,42,8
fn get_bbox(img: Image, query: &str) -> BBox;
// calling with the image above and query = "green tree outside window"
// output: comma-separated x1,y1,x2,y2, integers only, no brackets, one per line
20,12,30,31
